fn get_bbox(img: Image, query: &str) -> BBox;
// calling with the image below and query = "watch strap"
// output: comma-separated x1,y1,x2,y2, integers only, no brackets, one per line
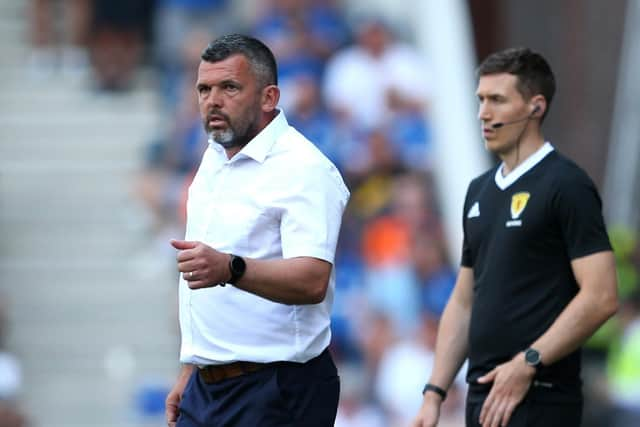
422,383,447,401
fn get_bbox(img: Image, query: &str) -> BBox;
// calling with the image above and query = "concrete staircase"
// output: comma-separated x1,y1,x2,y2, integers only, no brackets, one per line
0,2,180,426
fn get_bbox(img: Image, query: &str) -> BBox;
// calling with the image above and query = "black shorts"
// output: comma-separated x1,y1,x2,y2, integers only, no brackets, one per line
466,395,582,427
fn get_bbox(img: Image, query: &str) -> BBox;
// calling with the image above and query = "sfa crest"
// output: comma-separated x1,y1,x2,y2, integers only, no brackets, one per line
506,191,530,227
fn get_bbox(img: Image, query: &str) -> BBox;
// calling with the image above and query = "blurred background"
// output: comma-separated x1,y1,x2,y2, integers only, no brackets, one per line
1,0,639,426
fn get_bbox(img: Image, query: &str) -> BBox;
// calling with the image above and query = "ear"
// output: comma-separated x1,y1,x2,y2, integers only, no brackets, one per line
530,94,546,118
261,85,280,113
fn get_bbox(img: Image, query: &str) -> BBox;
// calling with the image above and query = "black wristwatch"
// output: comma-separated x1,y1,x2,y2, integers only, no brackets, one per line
524,348,543,370
228,254,246,285
422,383,447,401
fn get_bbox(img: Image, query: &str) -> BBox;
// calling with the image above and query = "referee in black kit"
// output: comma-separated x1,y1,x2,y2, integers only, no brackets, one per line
412,47,618,427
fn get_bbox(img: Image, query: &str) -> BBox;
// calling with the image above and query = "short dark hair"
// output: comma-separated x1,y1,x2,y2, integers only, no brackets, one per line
201,34,278,87
477,47,556,119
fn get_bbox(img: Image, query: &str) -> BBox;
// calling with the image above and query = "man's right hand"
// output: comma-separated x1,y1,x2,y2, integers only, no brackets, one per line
411,394,443,427
166,365,194,427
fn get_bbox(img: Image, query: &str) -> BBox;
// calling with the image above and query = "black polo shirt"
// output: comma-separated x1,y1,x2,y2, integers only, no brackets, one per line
461,144,611,402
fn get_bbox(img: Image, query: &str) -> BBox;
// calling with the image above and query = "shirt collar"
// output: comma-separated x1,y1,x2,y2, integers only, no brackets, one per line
209,110,289,164
494,142,554,190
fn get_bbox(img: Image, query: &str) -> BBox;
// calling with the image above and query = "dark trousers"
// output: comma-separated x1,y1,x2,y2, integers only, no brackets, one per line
466,395,582,427
177,349,340,427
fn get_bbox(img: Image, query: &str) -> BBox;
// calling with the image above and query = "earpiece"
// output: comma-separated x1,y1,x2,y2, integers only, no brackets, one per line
492,105,543,129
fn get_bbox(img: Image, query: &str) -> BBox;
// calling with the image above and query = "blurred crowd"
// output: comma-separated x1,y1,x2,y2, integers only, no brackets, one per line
18,0,640,426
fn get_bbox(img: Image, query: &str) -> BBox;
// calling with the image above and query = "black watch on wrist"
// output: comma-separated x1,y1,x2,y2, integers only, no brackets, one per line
228,254,246,285
422,383,447,401
524,348,543,370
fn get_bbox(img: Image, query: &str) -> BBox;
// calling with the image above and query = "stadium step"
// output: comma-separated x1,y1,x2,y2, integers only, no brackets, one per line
0,2,178,426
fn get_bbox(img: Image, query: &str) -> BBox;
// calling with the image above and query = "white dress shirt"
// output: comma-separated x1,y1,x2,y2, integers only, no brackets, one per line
179,111,350,365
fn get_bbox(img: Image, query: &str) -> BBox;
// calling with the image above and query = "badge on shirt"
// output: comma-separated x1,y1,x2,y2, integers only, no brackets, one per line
506,191,530,227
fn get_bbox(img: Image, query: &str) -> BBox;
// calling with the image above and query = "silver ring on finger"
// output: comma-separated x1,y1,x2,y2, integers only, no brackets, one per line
188,271,194,279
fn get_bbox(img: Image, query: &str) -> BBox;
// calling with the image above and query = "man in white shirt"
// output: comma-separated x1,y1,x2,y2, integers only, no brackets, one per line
165,34,350,427
323,17,432,131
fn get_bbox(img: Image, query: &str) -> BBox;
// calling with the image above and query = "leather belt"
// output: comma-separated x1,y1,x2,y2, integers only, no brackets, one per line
198,361,267,384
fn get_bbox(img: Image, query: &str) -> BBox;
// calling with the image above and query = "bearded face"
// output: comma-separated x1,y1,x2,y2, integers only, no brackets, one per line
205,104,260,149
196,56,264,151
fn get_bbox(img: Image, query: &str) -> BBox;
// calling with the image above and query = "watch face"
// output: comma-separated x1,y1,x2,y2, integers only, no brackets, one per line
525,349,541,366
230,255,246,275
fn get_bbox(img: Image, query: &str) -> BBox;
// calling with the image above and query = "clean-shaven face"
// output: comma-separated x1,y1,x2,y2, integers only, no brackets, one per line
476,73,530,155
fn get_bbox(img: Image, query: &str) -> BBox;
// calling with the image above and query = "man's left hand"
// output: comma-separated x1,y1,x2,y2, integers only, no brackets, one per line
476,353,535,427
